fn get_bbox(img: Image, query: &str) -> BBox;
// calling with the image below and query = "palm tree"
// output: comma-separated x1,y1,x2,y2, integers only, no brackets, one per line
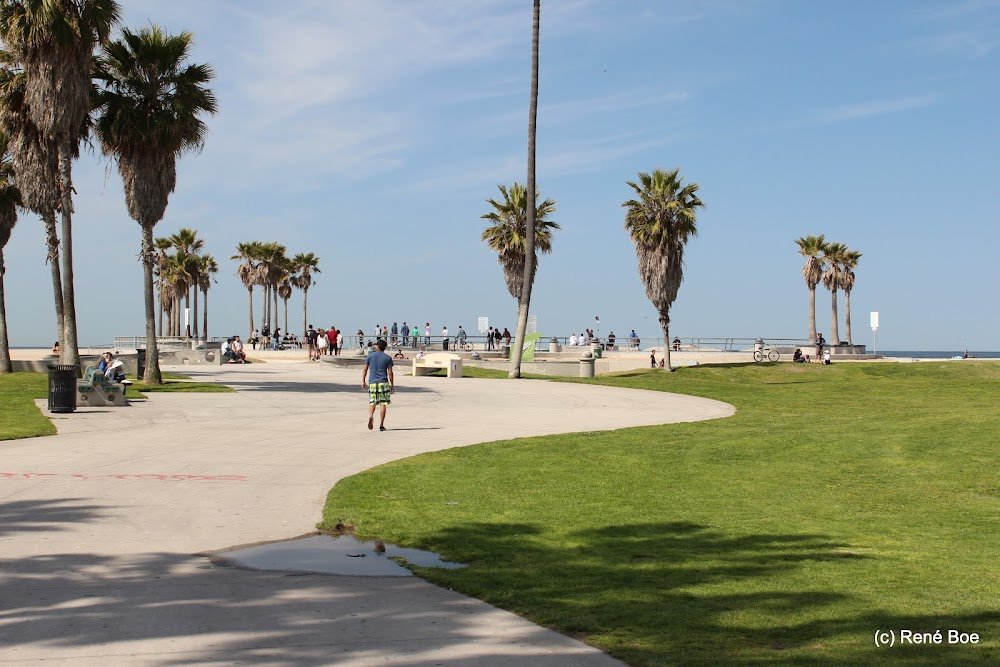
93,25,217,384
259,242,288,334
277,276,292,336
0,48,64,359
821,242,847,345
509,0,541,379
480,183,558,301
291,252,320,338
197,253,217,340
0,130,20,373
795,235,828,345
153,236,172,335
169,228,203,338
840,249,862,345
161,251,190,337
232,241,261,338
623,168,704,372
0,0,121,369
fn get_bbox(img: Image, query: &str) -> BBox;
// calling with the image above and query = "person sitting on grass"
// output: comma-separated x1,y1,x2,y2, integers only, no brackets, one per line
793,348,807,363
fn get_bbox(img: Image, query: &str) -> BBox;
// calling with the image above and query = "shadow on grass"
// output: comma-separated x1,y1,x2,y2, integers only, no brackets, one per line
404,521,1000,666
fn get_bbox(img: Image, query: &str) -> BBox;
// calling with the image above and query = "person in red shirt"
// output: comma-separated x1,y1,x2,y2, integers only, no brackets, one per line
327,327,337,355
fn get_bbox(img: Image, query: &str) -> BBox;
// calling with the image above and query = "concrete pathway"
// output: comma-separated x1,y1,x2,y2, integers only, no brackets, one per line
0,362,734,665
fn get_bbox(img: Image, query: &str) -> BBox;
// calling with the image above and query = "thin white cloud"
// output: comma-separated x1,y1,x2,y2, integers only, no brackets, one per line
813,95,938,123
921,31,998,58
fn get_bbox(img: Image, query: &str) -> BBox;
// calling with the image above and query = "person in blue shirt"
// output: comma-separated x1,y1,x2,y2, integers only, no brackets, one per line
362,339,395,431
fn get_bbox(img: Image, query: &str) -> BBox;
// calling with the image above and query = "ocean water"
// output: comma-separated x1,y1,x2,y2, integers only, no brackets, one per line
880,351,1000,359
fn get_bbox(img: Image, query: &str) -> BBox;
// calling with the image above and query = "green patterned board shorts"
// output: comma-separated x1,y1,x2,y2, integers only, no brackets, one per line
368,382,392,405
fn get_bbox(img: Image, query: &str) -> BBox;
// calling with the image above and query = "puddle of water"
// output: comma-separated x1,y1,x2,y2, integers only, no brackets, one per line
207,534,466,577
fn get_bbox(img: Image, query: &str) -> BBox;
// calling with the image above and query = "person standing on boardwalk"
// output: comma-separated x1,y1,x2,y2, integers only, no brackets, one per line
401,321,409,347
362,339,394,431
815,333,826,361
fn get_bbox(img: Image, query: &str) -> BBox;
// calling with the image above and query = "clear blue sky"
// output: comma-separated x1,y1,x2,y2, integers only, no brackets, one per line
4,0,998,350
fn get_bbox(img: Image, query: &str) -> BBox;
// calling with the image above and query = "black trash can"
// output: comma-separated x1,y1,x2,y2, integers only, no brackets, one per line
47,364,78,413
136,348,146,379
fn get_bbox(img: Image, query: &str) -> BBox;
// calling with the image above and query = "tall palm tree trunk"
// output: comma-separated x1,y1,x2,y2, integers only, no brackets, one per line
844,289,853,345
247,286,254,339
57,141,79,369
272,286,278,334
202,288,209,340
659,310,672,372
510,0,540,379
808,286,817,343
302,288,308,338
830,289,841,345
283,296,288,335
184,291,191,338
157,290,163,336
0,251,11,373
174,294,181,337
140,224,162,384
41,211,65,351
259,285,266,334
191,282,198,341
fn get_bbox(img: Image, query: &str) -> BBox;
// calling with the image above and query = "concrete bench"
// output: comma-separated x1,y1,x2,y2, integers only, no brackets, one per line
412,353,463,378
77,366,128,407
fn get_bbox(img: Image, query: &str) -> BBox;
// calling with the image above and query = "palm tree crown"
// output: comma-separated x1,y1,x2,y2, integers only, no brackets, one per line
796,234,828,343
93,24,216,383
821,242,848,345
840,248,862,344
94,25,217,226
623,168,703,372
480,182,558,301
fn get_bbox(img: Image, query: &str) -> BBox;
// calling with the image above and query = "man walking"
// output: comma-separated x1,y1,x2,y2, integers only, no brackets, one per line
362,339,394,431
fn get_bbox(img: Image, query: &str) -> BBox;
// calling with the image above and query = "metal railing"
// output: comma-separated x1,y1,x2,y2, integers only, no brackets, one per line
112,334,816,354
113,336,225,351
318,335,816,354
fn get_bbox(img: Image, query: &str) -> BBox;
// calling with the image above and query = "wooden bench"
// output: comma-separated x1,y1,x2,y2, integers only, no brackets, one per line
77,366,128,407
412,352,463,378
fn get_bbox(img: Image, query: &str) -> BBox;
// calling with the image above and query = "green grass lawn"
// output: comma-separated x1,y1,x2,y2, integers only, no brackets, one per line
0,372,56,440
322,361,1000,665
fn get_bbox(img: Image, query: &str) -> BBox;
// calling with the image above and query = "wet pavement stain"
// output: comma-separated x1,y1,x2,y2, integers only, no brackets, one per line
206,534,467,577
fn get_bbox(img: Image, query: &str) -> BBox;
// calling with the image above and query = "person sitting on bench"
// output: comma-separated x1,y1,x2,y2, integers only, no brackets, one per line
97,352,132,392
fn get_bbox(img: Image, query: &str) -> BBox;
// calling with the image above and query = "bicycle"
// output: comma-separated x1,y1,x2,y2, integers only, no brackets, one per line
453,339,473,352
753,347,779,362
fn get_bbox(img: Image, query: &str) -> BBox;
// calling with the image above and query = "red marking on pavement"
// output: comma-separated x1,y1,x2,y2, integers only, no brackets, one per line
0,472,247,482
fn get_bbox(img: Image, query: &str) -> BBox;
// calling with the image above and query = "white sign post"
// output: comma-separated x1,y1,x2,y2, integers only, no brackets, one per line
870,311,879,354
478,317,488,334
526,315,537,334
